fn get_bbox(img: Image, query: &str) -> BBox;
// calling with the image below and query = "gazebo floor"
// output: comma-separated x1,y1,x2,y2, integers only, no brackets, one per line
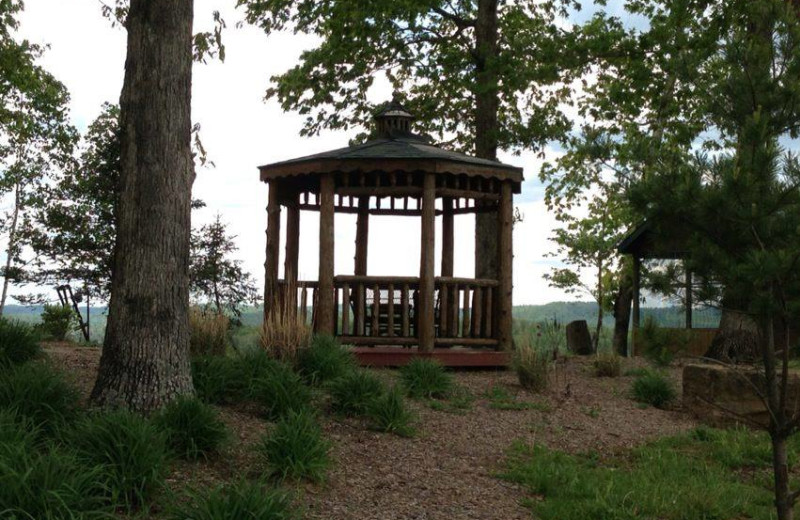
351,346,510,368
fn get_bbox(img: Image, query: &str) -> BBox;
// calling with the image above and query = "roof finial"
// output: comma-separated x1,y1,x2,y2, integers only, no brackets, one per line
374,94,415,138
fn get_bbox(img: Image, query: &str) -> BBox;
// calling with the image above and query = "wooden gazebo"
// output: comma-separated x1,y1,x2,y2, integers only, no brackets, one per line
259,98,522,365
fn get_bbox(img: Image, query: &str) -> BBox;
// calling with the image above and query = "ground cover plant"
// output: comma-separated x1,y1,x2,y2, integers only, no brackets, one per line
501,427,783,520
250,360,312,420
593,350,621,377
0,318,40,368
154,396,228,460
169,480,300,520
366,386,415,437
400,358,453,399
295,334,355,386
258,408,331,483
631,369,676,409
328,368,386,416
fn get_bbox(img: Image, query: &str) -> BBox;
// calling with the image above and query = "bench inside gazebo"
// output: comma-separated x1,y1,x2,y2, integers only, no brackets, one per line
259,98,522,366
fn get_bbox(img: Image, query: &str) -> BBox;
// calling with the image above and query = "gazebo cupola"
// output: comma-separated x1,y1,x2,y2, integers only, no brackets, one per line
259,96,523,363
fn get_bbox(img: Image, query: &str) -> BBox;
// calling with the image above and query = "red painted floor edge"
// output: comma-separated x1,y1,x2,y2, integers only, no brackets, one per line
351,347,510,368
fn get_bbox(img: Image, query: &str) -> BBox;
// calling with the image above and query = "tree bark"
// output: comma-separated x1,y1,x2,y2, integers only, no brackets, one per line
612,274,633,356
593,260,603,351
474,0,500,280
91,0,194,413
0,182,21,317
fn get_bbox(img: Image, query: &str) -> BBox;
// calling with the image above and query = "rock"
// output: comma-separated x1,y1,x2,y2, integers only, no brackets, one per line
683,363,800,428
566,320,593,355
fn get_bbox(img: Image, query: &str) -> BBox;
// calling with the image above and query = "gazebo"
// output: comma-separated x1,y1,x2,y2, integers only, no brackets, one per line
259,98,522,365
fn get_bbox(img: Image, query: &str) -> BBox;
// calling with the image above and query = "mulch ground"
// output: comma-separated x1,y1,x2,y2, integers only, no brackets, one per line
44,343,699,520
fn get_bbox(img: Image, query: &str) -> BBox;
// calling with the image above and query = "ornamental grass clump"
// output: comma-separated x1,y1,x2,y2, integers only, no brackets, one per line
259,289,311,362
295,334,355,386
189,308,230,357
0,318,40,368
0,362,80,435
68,409,169,511
400,358,453,399
153,396,228,460
258,408,331,483
594,350,622,377
328,369,386,416
250,361,312,421
513,341,551,392
631,370,676,409
366,386,415,437
168,480,300,520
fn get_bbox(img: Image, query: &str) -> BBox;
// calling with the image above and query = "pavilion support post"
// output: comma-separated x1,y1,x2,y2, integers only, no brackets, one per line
632,255,641,356
316,173,335,335
284,194,300,311
264,179,281,318
497,181,513,351
441,198,454,277
418,172,436,352
354,197,369,334
684,261,692,329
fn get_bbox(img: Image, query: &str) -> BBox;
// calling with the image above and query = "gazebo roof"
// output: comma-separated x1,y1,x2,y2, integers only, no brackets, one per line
259,98,524,192
617,221,690,259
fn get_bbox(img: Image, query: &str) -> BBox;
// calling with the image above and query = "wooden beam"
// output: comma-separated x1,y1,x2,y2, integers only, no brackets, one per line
418,172,436,352
316,172,335,334
497,181,514,351
264,179,281,315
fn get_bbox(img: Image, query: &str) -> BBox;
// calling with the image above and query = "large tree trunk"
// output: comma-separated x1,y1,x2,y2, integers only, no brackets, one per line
612,274,633,356
474,0,500,280
91,0,194,413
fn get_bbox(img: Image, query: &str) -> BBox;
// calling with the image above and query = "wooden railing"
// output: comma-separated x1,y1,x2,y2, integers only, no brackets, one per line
277,276,499,347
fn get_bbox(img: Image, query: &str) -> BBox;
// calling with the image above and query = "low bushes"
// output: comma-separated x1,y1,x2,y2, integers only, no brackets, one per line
400,359,452,399
328,369,386,416
190,308,230,357
169,480,300,520
0,362,80,435
295,335,355,386
250,361,312,421
68,409,169,510
153,396,228,460
366,386,415,437
0,319,40,368
258,409,331,483
40,304,75,341
631,370,676,409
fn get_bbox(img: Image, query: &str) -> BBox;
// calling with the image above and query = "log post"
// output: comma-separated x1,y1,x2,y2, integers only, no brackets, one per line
497,181,513,351
632,255,641,356
264,179,281,317
284,192,300,312
418,172,436,351
685,261,692,329
354,196,369,335
441,197,454,338
316,173,335,334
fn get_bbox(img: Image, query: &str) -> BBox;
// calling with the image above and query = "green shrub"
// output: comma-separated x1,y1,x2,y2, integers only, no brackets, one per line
258,409,331,483
328,369,385,416
0,362,80,435
400,359,452,399
40,304,76,341
153,396,228,460
250,361,312,420
593,351,621,377
192,355,241,404
296,334,355,385
631,370,676,408
513,342,551,392
366,386,414,437
0,442,109,519
190,308,230,357
640,317,690,367
0,318,40,368
68,409,169,510
168,480,300,520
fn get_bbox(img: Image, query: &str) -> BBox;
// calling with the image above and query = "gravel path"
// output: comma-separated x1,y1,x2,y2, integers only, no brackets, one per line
45,344,698,520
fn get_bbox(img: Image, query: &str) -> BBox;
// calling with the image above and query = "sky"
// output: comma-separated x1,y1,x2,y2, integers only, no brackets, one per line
15,0,609,306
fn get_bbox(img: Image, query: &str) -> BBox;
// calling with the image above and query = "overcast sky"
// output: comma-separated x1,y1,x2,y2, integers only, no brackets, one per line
15,0,606,306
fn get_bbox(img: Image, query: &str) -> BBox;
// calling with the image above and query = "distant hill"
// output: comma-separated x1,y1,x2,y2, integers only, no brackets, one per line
513,301,720,328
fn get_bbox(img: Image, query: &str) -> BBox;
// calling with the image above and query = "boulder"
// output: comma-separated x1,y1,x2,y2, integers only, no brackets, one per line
566,320,593,355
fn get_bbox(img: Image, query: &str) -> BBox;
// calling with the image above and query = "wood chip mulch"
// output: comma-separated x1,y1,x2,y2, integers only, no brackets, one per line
43,343,698,520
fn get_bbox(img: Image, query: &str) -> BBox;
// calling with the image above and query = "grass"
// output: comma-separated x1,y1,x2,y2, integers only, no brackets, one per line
400,359,453,399
258,409,331,483
484,385,551,411
631,369,676,408
427,385,474,414
250,360,312,420
501,427,780,520
328,369,386,416
189,308,230,357
513,338,551,392
366,386,415,437
295,334,355,386
593,350,621,377
259,295,311,362
0,318,41,368
153,396,228,460
168,480,300,520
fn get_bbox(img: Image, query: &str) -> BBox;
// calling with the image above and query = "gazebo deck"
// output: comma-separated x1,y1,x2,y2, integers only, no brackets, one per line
351,346,510,368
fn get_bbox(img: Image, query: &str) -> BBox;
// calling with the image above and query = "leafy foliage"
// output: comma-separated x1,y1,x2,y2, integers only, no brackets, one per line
638,317,689,367
40,303,75,341
0,318,40,368
295,335,355,386
153,396,228,460
400,359,452,399
68,409,169,511
631,370,676,409
258,409,331,483
328,369,386,417
168,480,300,520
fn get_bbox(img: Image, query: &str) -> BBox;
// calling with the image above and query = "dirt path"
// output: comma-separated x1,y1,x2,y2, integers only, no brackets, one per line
44,344,698,520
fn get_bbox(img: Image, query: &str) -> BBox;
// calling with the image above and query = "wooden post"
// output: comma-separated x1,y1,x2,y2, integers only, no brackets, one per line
284,194,300,283
418,172,436,351
441,198,454,277
316,173,335,334
264,180,281,316
632,255,641,357
355,197,369,275
685,261,692,330
497,181,513,351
